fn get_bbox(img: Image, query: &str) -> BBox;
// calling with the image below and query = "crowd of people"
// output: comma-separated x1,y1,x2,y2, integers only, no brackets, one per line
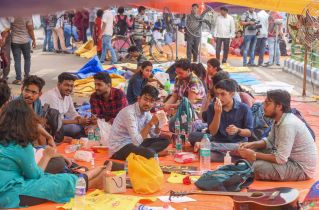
0,5,316,209
0,53,317,207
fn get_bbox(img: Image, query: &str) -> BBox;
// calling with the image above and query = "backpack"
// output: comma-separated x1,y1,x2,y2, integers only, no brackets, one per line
250,102,272,141
42,104,64,143
114,15,128,36
195,159,254,192
169,97,195,133
291,108,316,140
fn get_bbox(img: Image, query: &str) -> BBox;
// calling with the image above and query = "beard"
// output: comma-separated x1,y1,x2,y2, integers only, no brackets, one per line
264,110,277,119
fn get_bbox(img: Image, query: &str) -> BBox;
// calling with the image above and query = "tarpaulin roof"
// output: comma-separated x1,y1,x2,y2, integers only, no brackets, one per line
0,0,148,16
134,0,315,14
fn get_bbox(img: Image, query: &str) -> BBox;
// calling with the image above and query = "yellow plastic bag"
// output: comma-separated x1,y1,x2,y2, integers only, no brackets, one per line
127,153,164,194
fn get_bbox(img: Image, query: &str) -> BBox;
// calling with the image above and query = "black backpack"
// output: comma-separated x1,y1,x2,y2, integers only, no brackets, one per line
114,15,128,36
195,159,254,192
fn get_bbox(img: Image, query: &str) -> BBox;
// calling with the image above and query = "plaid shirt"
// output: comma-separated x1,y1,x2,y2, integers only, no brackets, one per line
90,88,128,123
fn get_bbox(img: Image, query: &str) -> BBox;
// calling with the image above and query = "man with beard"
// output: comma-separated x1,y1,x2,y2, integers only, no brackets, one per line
18,75,56,147
90,72,127,124
194,79,253,162
40,73,90,139
108,85,169,160
239,90,317,181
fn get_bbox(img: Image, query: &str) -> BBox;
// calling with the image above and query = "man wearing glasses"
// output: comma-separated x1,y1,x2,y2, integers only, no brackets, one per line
239,90,317,181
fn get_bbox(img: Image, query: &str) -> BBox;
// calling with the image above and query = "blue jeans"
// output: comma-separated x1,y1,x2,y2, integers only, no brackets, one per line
43,28,53,51
11,42,31,80
268,37,281,65
243,35,257,65
256,37,267,65
64,24,79,48
100,35,117,64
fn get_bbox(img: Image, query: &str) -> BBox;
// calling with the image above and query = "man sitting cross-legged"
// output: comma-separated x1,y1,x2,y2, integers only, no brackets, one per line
193,79,253,162
109,85,170,160
239,90,317,181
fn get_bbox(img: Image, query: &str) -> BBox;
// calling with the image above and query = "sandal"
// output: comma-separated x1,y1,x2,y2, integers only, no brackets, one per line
12,80,21,85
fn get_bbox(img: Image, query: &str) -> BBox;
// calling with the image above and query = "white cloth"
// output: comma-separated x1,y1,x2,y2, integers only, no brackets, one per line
257,10,269,38
0,17,13,34
40,87,79,120
102,10,114,36
214,14,235,38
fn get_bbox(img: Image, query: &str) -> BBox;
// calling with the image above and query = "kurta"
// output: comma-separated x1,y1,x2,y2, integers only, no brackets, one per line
0,143,78,208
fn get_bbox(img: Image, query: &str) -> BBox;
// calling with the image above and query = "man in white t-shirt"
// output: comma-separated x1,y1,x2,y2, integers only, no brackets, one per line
214,7,235,64
99,9,117,64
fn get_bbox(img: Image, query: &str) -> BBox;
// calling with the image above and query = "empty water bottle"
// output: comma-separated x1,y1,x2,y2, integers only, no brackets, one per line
199,134,211,173
74,174,86,210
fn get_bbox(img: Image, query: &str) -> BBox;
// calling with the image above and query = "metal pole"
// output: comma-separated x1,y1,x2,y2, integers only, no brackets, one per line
175,25,178,60
302,47,308,97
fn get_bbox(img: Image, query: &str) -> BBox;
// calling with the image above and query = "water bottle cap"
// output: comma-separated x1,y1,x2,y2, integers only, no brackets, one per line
203,134,208,138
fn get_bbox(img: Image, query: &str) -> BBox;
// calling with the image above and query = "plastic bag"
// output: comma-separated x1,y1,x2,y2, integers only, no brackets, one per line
97,119,111,147
127,154,164,194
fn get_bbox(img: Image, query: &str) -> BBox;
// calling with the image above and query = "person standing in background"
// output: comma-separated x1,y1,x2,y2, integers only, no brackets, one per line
89,7,99,40
240,8,259,67
52,11,69,54
100,7,117,64
94,9,104,58
11,17,36,85
264,11,283,67
133,6,147,52
214,7,235,64
0,17,13,80
185,4,201,62
256,10,269,66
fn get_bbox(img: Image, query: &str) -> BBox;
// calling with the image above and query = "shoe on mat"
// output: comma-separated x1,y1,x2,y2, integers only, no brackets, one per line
12,80,21,85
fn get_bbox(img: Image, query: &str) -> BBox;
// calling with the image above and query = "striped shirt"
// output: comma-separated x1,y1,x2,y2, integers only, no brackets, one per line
264,113,317,179
108,103,159,157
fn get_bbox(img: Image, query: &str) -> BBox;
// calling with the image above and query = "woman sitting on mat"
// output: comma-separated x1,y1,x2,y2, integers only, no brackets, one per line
126,61,153,104
0,99,112,208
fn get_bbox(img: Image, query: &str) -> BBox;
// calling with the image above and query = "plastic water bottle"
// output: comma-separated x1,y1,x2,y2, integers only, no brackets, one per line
199,134,211,173
74,174,86,210
94,127,101,143
124,160,128,174
175,135,183,153
175,118,180,134
224,151,232,165
88,127,94,141
154,153,160,164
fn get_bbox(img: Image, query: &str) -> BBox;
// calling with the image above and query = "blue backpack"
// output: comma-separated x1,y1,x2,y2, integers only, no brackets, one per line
195,159,254,192
291,108,316,141
251,102,272,140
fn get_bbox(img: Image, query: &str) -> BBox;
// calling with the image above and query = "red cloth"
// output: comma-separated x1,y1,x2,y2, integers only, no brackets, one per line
94,17,102,52
90,88,128,123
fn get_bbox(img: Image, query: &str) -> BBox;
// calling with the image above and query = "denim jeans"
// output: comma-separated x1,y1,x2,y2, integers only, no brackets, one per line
100,35,117,64
268,37,281,65
242,35,257,65
43,28,53,51
256,37,267,65
215,38,230,63
11,42,31,80
64,24,79,48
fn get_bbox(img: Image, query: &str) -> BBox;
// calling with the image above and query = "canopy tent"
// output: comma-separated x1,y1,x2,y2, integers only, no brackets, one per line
133,0,315,14
0,0,149,16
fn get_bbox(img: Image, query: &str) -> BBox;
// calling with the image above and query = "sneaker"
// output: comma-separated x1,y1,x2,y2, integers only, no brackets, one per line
12,79,22,85
276,63,281,66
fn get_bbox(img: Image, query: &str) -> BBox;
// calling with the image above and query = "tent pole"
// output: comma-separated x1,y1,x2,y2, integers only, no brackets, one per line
302,47,308,97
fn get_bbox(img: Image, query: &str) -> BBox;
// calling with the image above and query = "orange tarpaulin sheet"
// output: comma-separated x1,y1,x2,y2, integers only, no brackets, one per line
18,97,319,210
